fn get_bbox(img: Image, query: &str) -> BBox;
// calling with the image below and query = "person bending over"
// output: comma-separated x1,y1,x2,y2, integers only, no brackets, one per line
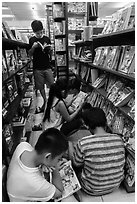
71,107,125,196
29,20,54,114
7,128,77,202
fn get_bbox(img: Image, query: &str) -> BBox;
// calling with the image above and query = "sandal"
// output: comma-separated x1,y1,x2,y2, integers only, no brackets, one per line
35,106,44,114
32,123,42,131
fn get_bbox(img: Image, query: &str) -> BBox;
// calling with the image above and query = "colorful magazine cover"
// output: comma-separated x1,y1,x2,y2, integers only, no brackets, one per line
55,160,81,201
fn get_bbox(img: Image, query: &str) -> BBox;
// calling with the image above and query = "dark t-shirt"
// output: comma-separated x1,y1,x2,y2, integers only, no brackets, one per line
29,35,51,70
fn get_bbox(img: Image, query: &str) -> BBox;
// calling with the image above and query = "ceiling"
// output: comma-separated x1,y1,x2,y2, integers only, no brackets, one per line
2,2,132,22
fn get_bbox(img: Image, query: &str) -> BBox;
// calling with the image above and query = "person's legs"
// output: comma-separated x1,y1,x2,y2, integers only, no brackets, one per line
44,69,54,88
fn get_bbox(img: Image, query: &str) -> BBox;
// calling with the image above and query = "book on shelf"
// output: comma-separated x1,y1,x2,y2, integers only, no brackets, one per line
5,50,17,76
103,46,121,70
98,47,110,67
122,118,134,143
106,105,118,127
101,100,111,116
94,94,103,108
54,21,65,35
68,2,85,13
3,123,14,152
2,85,10,109
117,46,135,74
55,38,66,51
2,21,16,40
127,95,135,109
113,86,134,107
127,4,135,29
105,76,117,94
2,52,9,81
55,160,81,202
6,77,18,103
80,65,88,80
92,74,106,88
112,113,124,134
56,54,66,66
21,97,32,107
128,104,135,120
107,80,124,103
16,71,25,92
68,33,76,46
88,91,98,107
53,3,64,18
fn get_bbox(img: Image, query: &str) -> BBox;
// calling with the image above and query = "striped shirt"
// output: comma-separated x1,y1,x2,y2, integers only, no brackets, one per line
72,134,125,196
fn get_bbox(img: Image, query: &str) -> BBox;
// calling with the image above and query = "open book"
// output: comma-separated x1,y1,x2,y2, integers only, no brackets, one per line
55,160,81,201
37,41,51,52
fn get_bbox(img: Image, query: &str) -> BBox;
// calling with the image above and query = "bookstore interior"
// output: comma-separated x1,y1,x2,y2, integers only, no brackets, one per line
2,2,135,202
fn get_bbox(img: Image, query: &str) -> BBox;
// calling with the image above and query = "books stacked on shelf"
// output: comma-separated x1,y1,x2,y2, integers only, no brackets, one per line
2,123,14,153
2,52,9,81
117,45,135,74
55,160,81,202
103,46,121,70
56,54,66,66
6,77,18,103
54,21,65,35
2,21,16,40
113,86,134,107
53,3,64,18
55,38,66,51
5,50,17,76
68,2,85,13
92,74,106,88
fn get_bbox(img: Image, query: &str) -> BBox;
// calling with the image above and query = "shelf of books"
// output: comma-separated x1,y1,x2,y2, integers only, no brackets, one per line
73,2,135,193
53,2,69,80
2,22,33,166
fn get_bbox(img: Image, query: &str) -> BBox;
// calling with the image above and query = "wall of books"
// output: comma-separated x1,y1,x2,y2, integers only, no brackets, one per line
72,2,135,193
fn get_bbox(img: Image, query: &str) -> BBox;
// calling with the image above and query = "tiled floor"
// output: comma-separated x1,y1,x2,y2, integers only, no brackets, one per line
29,88,135,202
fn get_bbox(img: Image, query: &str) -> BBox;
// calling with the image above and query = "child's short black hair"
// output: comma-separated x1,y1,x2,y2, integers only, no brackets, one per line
82,107,107,130
31,20,43,32
35,128,68,158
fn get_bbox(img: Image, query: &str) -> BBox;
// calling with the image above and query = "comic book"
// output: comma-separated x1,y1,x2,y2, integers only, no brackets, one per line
55,38,66,51
113,87,134,107
112,114,124,134
5,50,16,76
98,47,110,67
92,74,106,89
53,4,64,18
56,54,66,66
55,160,81,202
107,81,124,103
93,47,103,66
54,21,65,35
118,46,135,74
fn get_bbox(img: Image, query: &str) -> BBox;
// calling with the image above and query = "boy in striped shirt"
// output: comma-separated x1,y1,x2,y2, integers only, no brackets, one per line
72,107,125,196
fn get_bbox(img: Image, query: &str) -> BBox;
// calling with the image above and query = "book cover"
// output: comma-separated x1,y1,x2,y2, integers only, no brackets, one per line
127,95,135,108
6,78,18,103
98,47,110,67
118,46,135,74
55,160,81,202
54,21,65,35
106,106,117,126
2,53,9,81
128,104,135,120
89,91,98,107
112,114,124,134
106,77,116,95
107,81,124,103
53,4,64,18
55,38,66,51
56,54,66,66
2,21,16,40
114,86,134,107
92,74,106,88
122,118,134,143
5,50,16,76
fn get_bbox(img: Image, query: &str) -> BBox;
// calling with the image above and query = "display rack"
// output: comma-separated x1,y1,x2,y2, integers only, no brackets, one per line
73,28,135,193
2,36,32,166
53,2,69,80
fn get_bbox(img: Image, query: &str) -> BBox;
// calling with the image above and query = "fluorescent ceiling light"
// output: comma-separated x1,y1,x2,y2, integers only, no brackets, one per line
2,7,10,10
2,14,15,18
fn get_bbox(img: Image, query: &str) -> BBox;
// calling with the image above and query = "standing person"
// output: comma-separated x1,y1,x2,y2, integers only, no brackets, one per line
29,20,54,113
7,128,77,202
71,107,125,196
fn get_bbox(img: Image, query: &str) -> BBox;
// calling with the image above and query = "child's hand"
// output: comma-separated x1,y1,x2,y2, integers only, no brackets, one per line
32,42,39,48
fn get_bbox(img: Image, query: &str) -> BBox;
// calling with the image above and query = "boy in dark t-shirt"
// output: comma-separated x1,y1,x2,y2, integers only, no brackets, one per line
29,20,54,113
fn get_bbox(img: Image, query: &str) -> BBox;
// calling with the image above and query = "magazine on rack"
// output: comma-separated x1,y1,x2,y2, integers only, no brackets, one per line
55,160,81,201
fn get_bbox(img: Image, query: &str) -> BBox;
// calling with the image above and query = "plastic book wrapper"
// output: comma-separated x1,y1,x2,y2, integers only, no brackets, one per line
55,160,81,201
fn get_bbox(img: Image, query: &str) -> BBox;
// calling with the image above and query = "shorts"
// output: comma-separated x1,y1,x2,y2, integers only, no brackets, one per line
33,69,54,90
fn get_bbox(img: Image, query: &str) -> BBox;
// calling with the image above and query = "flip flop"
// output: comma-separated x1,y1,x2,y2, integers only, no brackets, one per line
35,106,44,114
32,123,42,131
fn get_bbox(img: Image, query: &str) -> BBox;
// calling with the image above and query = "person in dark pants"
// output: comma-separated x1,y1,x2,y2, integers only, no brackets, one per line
29,20,54,113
